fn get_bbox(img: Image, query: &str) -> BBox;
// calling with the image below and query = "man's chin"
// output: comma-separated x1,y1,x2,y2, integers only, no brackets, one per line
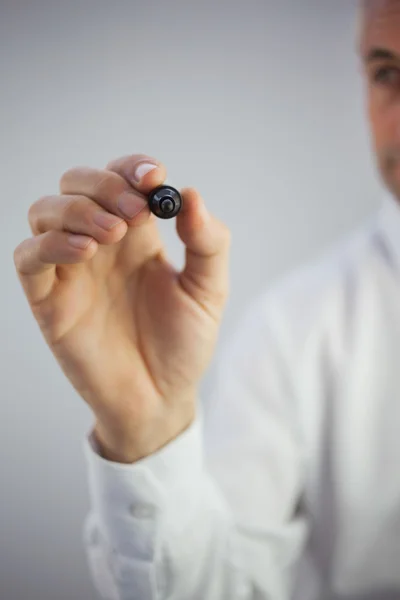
387,183,400,204
381,171,400,204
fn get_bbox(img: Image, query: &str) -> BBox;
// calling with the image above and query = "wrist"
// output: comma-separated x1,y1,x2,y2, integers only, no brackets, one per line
92,405,197,464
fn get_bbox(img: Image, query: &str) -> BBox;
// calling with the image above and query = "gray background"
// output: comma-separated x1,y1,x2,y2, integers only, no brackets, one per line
0,0,385,598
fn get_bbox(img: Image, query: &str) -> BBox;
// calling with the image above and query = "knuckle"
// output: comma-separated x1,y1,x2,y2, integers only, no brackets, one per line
92,171,122,199
59,166,97,192
60,195,81,222
27,204,37,231
27,196,46,229
13,241,24,270
91,174,112,197
13,238,30,273
59,167,78,190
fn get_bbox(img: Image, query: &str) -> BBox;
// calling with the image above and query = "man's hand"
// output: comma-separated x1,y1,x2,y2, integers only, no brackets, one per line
13,154,231,463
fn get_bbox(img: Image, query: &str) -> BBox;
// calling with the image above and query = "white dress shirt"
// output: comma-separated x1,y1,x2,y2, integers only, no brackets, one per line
82,191,400,600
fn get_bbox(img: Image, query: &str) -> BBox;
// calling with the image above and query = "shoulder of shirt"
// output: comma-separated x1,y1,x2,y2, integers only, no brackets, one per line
234,211,383,354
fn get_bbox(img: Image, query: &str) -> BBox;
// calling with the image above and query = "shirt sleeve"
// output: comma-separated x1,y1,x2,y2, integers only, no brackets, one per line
82,290,310,600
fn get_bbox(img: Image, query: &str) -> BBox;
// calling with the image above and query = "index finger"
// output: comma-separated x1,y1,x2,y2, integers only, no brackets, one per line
106,154,168,194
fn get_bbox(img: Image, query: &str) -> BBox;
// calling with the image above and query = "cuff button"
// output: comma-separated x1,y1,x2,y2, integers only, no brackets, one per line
129,504,156,519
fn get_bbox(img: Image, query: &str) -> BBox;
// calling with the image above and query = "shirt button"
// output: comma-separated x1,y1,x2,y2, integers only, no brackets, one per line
129,504,156,519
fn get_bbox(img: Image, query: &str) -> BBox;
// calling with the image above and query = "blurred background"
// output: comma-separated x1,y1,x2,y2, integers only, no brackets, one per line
0,0,384,597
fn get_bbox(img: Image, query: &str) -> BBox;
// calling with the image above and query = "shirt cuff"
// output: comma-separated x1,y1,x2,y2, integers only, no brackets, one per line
82,410,205,561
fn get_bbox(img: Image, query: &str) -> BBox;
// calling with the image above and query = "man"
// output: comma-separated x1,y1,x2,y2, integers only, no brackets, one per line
12,0,400,598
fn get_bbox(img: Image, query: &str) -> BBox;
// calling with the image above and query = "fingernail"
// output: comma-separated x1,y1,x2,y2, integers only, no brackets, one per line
117,191,147,219
133,162,158,183
69,235,93,249
93,212,124,230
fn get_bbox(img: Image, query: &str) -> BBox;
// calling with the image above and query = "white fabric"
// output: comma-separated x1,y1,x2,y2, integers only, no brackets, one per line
82,191,400,600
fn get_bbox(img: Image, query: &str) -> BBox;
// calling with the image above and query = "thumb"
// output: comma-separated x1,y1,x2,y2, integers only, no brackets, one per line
176,187,231,316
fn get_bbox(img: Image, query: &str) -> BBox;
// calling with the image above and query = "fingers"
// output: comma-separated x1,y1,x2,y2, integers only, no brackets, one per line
176,188,231,319
106,154,167,194
59,154,167,225
14,231,98,305
28,194,128,243
16,152,168,307
60,167,150,224
15,153,170,308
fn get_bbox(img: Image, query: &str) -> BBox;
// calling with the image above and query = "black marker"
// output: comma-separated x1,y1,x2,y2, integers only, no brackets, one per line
148,185,182,219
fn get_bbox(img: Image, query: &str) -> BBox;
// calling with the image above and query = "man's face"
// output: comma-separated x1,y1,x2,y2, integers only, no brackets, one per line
360,0,400,200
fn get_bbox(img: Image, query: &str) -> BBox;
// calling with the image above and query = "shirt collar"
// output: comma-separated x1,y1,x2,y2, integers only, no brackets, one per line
377,191,400,271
